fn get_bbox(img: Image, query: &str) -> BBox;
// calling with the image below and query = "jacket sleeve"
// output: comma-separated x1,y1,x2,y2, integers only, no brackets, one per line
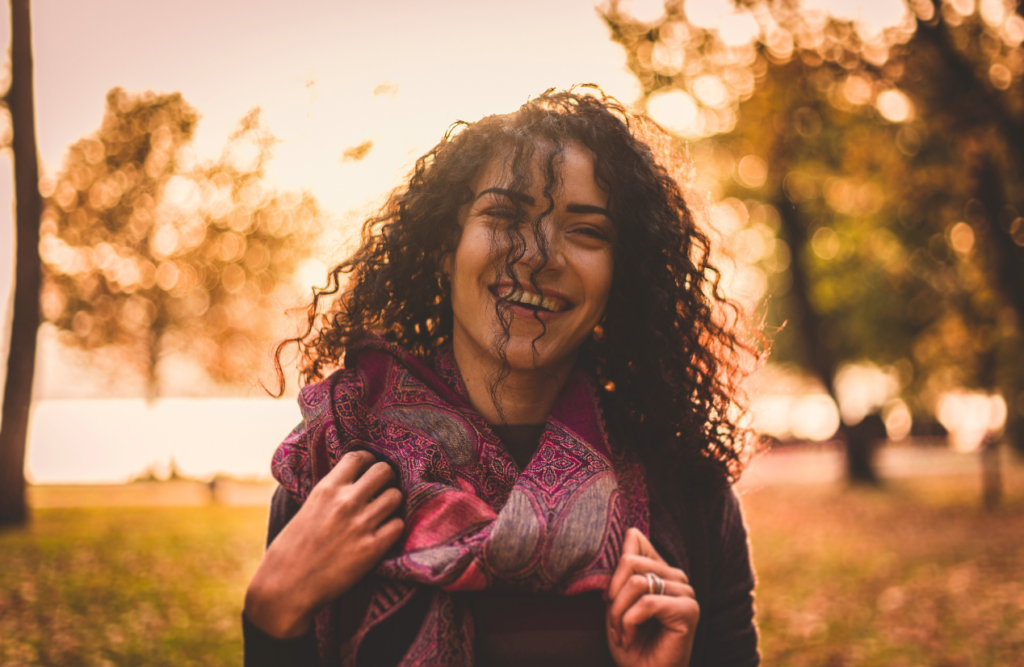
700,487,760,667
242,486,320,667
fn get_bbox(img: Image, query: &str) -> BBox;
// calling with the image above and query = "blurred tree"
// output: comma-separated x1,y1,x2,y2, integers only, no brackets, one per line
38,88,321,399
603,0,1024,485
0,0,41,527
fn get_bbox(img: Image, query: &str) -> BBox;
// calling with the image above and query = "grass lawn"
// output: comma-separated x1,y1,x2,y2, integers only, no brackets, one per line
1,469,1022,666
0,506,267,667
743,470,1024,667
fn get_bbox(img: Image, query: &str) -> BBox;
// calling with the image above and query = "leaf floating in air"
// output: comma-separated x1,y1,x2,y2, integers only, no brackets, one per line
373,81,399,97
341,140,373,163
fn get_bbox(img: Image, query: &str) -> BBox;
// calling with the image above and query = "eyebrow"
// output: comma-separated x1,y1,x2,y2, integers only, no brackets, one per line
476,188,611,217
475,187,534,205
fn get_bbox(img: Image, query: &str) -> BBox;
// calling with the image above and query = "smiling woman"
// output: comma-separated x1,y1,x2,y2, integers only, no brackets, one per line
243,89,761,667
448,142,616,425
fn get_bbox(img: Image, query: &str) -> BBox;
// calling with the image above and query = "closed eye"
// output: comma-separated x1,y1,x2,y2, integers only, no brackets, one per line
568,224,612,242
483,206,517,220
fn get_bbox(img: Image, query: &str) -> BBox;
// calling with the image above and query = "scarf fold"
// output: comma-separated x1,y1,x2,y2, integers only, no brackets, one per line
272,338,649,667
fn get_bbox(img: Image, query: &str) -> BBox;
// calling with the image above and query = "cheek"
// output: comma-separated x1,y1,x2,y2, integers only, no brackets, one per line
587,254,615,314
454,229,493,276
450,228,495,300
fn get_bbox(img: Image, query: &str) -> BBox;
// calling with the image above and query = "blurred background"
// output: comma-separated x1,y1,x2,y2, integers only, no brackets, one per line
1,0,1022,665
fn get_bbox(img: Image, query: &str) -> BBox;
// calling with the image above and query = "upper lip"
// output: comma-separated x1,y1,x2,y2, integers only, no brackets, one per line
489,283,574,311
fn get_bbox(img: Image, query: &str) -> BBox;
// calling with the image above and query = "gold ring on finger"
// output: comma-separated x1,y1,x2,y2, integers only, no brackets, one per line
645,571,666,596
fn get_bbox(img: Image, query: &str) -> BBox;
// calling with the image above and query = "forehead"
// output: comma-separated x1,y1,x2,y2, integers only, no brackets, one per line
469,141,607,202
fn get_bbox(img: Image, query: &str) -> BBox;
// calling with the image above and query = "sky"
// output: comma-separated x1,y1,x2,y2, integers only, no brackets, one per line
4,0,643,213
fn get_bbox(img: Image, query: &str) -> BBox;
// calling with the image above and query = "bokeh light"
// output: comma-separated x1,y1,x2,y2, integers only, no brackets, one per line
936,392,1008,452
876,89,914,122
646,88,700,137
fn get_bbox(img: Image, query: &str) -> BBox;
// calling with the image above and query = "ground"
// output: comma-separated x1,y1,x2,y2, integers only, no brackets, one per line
0,506,266,667
743,473,1024,666
1,460,1022,666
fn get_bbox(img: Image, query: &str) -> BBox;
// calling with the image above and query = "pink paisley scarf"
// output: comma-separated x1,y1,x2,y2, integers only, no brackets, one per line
271,337,649,666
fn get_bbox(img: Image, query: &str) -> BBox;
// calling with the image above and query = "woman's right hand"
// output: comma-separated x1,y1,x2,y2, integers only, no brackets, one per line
244,450,405,638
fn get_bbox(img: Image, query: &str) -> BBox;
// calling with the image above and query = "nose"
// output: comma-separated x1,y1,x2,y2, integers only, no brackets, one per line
518,221,565,273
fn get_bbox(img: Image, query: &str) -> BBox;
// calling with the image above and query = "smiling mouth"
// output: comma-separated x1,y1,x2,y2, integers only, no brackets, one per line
492,285,572,313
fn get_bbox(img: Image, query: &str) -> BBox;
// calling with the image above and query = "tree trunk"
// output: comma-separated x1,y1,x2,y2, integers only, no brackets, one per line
974,157,1023,467
765,72,880,484
981,436,1002,511
145,329,160,404
0,0,43,527
916,3,1024,171
916,5,1024,472
774,193,880,483
975,160,1024,337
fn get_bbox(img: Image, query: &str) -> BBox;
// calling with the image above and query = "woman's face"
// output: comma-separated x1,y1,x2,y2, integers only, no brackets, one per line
448,141,615,375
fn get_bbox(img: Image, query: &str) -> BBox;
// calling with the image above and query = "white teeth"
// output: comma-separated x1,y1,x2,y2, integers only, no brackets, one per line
496,286,564,312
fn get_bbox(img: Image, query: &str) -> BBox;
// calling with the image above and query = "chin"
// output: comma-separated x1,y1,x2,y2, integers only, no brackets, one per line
496,337,572,373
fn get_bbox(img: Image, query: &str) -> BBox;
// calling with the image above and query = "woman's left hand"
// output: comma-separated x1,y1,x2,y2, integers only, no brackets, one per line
606,528,700,667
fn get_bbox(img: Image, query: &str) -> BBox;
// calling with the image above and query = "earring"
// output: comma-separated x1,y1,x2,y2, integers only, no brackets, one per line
436,269,451,297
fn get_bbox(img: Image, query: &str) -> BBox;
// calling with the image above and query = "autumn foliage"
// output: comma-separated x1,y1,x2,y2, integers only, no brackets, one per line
38,88,321,397
604,0,1024,460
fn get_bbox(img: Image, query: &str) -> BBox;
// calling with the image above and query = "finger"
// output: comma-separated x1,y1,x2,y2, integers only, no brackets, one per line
373,516,405,553
634,530,666,564
607,572,696,638
630,555,688,586
365,486,404,526
608,556,640,607
607,573,650,637
607,530,644,600
621,595,698,646
621,595,659,646
609,528,668,594
622,527,643,556
327,450,378,486
608,553,688,600
352,461,397,502
665,581,696,600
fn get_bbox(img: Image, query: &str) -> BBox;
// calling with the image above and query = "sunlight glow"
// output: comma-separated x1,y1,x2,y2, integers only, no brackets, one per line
736,155,768,189
936,391,1007,452
684,0,735,28
693,75,729,108
716,10,761,47
882,398,913,441
1004,15,1024,46
25,399,301,484
834,362,901,426
646,88,700,137
979,0,1008,26
751,393,841,442
621,0,667,24
949,222,976,254
876,89,914,122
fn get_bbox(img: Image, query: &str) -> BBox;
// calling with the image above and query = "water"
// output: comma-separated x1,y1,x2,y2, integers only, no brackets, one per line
25,398,302,484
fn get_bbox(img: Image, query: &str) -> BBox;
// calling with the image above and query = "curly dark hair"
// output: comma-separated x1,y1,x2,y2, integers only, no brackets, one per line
275,87,760,490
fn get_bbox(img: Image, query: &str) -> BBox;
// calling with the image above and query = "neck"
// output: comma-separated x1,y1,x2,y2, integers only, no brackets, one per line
451,333,575,426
